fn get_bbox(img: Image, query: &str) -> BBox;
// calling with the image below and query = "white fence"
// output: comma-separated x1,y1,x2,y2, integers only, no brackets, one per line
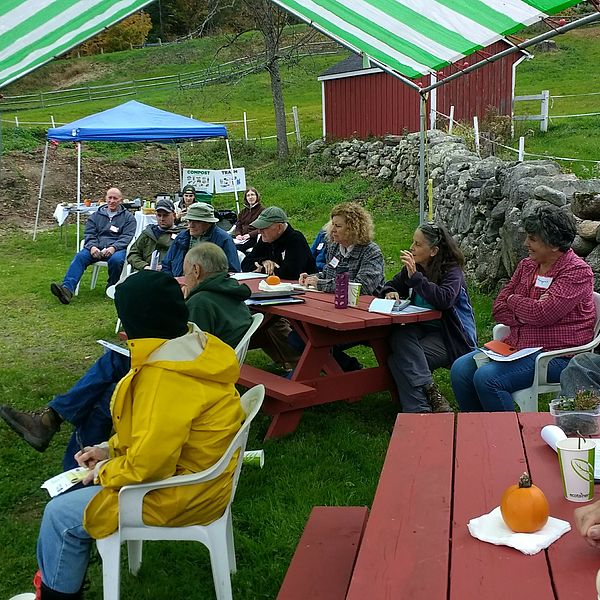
513,89,600,131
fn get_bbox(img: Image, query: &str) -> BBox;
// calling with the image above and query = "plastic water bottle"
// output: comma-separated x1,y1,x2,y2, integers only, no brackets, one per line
334,266,349,309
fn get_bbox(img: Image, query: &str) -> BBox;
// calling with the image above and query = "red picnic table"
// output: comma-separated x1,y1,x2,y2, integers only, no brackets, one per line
346,412,600,600
237,280,440,439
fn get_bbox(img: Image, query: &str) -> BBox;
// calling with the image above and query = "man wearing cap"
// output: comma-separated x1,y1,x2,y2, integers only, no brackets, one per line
162,202,241,275
241,207,315,371
33,270,244,600
241,206,315,279
126,198,183,271
50,187,137,304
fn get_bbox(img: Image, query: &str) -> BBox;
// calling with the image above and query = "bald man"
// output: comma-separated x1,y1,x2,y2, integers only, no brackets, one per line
51,187,137,304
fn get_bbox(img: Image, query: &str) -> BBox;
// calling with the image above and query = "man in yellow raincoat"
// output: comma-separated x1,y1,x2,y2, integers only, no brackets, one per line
35,270,244,599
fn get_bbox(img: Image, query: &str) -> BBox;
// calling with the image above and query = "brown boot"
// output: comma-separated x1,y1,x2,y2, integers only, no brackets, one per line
0,406,61,451
424,383,453,413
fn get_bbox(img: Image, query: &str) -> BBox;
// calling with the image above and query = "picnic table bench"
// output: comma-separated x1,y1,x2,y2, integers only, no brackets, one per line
278,412,600,600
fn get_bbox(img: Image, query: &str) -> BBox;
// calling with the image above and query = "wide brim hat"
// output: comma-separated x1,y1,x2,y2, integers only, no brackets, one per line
183,202,219,223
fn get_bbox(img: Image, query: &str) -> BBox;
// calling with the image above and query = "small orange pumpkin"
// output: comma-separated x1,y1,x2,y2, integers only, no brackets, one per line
266,275,281,285
500,472,549,533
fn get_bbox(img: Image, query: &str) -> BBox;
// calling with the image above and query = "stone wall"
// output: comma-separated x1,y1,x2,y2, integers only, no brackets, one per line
307,132,600,290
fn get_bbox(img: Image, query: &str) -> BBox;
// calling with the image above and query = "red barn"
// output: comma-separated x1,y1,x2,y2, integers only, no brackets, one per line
318,41,529,139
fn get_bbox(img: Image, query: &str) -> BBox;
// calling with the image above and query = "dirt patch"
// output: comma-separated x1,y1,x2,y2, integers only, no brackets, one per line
0,145,182,232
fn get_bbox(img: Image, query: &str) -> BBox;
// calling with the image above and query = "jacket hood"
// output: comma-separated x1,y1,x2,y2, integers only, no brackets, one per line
97,204,126,217
128,323,239,385
188,272,251,302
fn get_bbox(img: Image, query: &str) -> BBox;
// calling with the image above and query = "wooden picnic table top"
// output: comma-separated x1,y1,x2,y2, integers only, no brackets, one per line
346,412,600,600
241,278,441,331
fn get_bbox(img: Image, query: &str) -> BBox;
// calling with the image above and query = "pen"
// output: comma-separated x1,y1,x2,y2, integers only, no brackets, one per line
75,430,84,454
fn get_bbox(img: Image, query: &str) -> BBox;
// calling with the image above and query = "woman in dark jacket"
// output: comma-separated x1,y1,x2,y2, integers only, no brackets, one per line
383,222,476,413
232,187,264,253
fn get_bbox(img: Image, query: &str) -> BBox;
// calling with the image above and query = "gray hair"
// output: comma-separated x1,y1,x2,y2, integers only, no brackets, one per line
185,242,228,275
522,205,576,252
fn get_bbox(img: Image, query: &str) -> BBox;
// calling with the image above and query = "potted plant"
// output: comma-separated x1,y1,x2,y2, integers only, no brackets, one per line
550,390,600,436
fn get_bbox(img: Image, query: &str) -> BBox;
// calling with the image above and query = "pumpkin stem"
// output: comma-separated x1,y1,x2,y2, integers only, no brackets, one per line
518,472,533,488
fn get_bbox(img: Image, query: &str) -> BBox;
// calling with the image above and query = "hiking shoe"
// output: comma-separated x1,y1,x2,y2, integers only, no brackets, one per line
424,383,453,413
0,406,61,452
50,282,73,305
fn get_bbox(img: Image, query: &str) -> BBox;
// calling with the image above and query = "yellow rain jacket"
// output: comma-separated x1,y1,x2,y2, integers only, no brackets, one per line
83,323,244,539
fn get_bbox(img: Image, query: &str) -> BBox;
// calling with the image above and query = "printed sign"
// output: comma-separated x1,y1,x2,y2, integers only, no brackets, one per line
182,169,213,193
214,168,246,194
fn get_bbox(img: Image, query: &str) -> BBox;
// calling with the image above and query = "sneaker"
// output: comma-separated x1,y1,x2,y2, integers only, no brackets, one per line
424,383,453,413
0,406,61,452
50,282,73,305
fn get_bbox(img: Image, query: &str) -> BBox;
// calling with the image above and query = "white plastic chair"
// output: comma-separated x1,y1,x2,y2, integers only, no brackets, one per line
234,313,264,364
492,292,600,412
96,384,265,600
74,240,108,296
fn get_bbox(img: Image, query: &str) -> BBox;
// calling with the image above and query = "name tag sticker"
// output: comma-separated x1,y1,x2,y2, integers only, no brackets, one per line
171,233,178,239
535,275,553,289
281,250,286,261
109,225,119,233
329,256,340,268
316,242,324,251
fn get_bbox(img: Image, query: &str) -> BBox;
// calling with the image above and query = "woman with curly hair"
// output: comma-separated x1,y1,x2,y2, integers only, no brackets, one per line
451,204,596,412
299,202,385,296
383,222,477,413
299,202,385,371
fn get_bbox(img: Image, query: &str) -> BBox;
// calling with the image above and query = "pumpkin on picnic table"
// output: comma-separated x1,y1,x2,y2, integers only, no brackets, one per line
500,472,550,533
266,275,281,285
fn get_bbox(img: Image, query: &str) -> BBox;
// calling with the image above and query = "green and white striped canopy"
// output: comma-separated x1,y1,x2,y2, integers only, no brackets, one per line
0,0,154,89
270,0,582,79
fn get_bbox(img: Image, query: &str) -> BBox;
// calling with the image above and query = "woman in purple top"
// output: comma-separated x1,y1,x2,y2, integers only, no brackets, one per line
382,222,476,413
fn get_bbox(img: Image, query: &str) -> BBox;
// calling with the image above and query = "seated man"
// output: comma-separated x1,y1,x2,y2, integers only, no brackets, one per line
0,243,252,469
240,207,316,371
162,202,241,275
126,198,183,270
241,206,316,278
50,187,136,304
34,270,244,599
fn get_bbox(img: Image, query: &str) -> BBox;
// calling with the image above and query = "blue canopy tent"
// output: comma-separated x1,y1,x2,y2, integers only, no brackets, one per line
34,101,239,244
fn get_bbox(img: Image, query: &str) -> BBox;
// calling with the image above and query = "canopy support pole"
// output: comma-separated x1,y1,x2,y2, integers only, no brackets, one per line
76,142,82,251
225,138,240,213
176,145,182,189
418,92,427,225
33,141,49,240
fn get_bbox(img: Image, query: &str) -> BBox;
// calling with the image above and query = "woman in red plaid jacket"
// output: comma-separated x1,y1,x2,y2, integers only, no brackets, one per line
451,204,596,411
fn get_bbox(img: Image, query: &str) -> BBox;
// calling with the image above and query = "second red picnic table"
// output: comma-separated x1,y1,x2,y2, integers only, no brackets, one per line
237,279,440,439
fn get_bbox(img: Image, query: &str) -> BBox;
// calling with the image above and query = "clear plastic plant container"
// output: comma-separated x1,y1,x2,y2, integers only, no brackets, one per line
549,399,600,436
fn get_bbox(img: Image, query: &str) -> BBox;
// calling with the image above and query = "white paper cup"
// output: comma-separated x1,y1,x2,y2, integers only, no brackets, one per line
243,450,264,468
348,282,362,307
556,438,596,502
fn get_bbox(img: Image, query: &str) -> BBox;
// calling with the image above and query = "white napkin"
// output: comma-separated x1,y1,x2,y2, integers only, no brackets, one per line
468,506,571,555
257,280,294,292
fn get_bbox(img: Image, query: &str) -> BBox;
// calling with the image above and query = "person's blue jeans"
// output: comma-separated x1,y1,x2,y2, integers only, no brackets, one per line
37,485,101,594
451,349,569,411
62,248,126,293
50,350,130,470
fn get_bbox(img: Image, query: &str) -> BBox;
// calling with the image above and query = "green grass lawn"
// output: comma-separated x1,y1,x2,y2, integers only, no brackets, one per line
0,160,497,599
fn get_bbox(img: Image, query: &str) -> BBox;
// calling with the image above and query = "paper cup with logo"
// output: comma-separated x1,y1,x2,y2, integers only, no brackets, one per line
556,438,595,502
243,450,264,468
348,282,362,307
